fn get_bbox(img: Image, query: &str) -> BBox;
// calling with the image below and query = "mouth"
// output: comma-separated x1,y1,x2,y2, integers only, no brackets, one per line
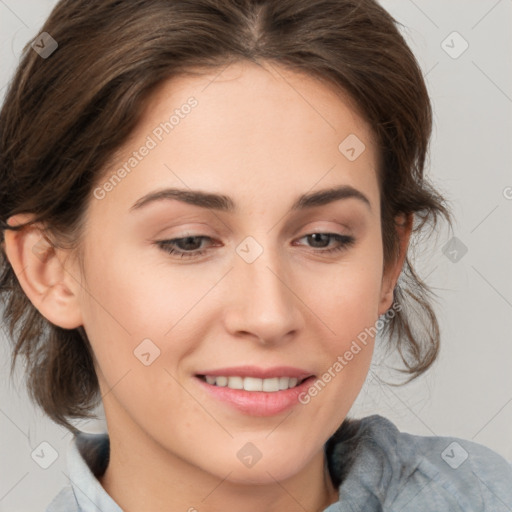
196,374,311,392
193,367,317,416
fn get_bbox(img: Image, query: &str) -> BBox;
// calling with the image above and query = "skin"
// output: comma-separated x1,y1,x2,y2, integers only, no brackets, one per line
5,60,411,512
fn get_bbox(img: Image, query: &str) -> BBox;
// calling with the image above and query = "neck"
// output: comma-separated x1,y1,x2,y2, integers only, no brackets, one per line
98,423,339,512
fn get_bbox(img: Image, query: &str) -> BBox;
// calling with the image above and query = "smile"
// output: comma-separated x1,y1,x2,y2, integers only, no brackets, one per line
197,375,308,392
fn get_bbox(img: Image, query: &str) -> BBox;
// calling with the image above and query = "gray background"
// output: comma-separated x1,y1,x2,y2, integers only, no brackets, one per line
1,1,511,510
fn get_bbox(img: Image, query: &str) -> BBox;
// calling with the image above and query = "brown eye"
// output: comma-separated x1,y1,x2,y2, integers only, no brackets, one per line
296,233,355,254
156,236,213,258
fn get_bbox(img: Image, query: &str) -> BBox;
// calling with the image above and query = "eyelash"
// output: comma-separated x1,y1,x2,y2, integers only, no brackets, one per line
155,233,355,259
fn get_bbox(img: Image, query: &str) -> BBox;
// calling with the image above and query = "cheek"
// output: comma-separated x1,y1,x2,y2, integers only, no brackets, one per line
302,240,384,387
80,236,193,335
308,245,384,336
76,242,171,385
78,236,223,393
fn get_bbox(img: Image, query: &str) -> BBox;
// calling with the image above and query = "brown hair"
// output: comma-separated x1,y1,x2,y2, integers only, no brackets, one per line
0,0,450,433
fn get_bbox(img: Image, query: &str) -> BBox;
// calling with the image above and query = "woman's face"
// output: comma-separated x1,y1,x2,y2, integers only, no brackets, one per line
68,60,402,483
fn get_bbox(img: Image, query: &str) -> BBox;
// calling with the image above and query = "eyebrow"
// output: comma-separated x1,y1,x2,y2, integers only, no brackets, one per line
129,185,371,213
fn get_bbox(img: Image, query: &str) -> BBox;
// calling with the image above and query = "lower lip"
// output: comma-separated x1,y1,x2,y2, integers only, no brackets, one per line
195,376,316,416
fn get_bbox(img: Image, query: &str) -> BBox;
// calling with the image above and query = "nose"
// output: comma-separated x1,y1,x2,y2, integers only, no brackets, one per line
222,240,305,346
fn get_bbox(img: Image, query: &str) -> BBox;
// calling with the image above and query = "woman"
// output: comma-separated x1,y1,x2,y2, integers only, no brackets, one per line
1,0,511,510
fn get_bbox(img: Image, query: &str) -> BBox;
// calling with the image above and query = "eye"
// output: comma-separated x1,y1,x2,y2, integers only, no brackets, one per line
294,233,355,254
155,233,355,259
156,236,214,258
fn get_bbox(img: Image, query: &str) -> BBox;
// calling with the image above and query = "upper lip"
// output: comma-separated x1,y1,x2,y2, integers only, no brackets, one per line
196,366,315,380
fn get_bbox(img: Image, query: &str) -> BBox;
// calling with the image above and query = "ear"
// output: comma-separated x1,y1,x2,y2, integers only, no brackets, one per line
378,213,413,316
3,214,83,329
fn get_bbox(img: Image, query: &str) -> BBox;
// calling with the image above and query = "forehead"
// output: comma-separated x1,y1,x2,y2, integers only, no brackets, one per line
93,60,379,218
143,60,375,145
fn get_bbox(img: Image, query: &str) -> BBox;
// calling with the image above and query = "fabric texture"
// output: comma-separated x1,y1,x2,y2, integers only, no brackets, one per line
45,414,512,511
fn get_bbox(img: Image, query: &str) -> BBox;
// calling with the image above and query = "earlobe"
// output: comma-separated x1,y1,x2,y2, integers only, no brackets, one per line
378,213,413,315
3,214,83,329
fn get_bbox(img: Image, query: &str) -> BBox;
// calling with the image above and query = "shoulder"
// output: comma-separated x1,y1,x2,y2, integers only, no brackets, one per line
328,414,512,511
362,415,512,510
390,417,512,510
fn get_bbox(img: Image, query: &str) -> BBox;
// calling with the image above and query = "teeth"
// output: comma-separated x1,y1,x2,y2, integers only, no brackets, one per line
215,376,228,387
262,377,278,392
244,377,263,391
203,375,303,392
228,376,243,389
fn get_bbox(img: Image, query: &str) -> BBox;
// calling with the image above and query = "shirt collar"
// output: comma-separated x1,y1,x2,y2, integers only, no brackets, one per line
66,431,123,512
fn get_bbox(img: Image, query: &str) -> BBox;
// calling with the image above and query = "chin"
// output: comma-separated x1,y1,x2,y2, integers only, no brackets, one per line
223,464,302,485
204,448,313,486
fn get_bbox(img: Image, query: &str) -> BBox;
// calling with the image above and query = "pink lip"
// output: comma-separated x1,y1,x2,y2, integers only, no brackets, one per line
196,365,313,380
194,366,316,417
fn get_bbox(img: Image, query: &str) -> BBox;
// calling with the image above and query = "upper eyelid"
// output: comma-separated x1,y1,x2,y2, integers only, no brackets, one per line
166,230,350,239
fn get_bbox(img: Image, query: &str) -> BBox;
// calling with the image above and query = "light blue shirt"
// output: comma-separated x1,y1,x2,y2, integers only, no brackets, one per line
46,414,512,511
